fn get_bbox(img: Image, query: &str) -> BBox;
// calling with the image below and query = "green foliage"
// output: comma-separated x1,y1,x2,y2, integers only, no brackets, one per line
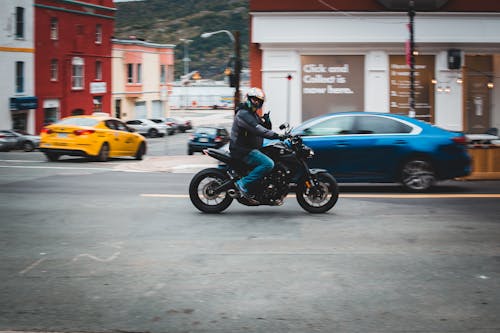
114,0,249,80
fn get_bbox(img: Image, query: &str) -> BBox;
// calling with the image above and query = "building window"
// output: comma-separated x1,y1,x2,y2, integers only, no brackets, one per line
50,59,58,81
127,64,133,83
160,65,166,84
95,24,102,44
15,7,24,39
16,61,24,93
136,64,142,83
50,18,58,40
95,61,102,80
71,57,84,89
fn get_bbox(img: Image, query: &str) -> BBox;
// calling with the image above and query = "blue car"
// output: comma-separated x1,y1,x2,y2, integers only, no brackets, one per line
290,112,471,192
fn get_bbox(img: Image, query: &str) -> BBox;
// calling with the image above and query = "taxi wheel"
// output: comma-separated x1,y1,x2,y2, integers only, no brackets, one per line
96,143,109,162
135,142,146,160
45,152,60,161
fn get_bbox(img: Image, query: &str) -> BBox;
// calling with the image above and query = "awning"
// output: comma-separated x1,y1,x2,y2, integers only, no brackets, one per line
10,96,38,110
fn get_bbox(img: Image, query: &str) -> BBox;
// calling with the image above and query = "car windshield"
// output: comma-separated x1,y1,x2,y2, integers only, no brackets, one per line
57,118,100,127
195,127,217,136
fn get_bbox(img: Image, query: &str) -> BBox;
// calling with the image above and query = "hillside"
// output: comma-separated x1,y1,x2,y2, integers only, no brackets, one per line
114,0,249,81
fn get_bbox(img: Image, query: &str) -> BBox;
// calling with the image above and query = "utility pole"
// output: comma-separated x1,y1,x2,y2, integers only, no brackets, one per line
408,0,416,117
233,30,241,113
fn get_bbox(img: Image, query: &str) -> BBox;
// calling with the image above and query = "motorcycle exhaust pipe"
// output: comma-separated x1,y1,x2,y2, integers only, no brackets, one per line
227,189,238,198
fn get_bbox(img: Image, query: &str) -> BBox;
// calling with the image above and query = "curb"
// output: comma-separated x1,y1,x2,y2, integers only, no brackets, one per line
113,155,218,173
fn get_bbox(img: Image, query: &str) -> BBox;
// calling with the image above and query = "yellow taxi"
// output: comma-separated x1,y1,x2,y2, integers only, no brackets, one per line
40,113,147,162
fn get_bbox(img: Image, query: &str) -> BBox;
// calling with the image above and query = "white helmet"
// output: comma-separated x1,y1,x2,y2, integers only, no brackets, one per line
246,87,265,110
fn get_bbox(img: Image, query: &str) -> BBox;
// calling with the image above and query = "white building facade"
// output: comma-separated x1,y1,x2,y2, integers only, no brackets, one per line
0,0,36,133
250,4,500,134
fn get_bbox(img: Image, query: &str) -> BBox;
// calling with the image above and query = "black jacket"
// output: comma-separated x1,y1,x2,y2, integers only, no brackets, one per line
229,103,279,158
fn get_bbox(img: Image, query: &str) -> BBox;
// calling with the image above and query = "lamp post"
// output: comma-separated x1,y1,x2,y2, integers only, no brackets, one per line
408,1,416,118
201,30,241,112
179,38,193,76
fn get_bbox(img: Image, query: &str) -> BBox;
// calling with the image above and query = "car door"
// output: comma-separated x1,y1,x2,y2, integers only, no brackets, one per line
298,115,357,179
115,120,139,154
349,115,415,180
0,130,19,150
103,120,126,155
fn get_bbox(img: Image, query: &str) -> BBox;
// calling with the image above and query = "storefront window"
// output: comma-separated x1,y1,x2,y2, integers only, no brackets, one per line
389,55,435,122
464,55,493,134
301,55,364,121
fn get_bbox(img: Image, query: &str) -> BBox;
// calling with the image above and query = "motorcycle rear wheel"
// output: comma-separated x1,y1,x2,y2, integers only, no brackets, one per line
189,168,233,213
296,172,339,213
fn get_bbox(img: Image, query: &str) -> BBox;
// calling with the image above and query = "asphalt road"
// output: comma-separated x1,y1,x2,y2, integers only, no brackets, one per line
1,149,500,333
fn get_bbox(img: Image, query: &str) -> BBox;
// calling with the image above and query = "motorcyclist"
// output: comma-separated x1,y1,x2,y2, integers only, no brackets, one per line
229,87,283,203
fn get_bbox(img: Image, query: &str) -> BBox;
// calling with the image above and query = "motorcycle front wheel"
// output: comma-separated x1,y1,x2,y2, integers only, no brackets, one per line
296,172,339,213
189,168,233,213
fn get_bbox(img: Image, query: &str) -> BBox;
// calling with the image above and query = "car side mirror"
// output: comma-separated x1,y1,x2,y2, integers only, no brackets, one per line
128,127,135,132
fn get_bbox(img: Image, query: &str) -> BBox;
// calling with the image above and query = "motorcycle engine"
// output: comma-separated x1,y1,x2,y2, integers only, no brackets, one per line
258,164,290,204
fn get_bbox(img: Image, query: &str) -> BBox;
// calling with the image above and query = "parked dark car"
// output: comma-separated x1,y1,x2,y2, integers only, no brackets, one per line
0,130,40,152
166,116,192,133
188,126,229,155
288,111,471,192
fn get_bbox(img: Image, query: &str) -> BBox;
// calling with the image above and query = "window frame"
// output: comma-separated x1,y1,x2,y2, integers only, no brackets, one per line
71,57,84,90
50,17,58,40
95,60,102,80
136,63,142,83
15,61,24,93
50,59,58,81
95,24,102,44
127,64,133,83
15,7,24,39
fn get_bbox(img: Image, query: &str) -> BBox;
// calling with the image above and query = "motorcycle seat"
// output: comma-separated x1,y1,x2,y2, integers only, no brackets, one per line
205,148,248,171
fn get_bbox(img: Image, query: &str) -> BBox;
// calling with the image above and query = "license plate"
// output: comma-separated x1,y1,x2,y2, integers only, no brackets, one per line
58,133,68,138
199,138,208,143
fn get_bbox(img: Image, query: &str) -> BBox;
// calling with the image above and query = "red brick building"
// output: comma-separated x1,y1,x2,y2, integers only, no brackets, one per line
34,0,115,132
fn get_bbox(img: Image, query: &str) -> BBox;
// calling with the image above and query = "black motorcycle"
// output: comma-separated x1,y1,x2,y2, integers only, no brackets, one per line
189,123,339,214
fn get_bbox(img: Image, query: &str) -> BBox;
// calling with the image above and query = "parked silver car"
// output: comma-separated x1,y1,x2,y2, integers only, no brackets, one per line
149,118,175,135
0,130,40,151
125,119,168,138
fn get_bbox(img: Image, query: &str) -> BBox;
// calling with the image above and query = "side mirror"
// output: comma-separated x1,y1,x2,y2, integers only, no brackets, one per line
279,123,289,130
128,127,136,132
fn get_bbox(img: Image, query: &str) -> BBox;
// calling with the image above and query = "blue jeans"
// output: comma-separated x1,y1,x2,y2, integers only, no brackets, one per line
237,149,274,190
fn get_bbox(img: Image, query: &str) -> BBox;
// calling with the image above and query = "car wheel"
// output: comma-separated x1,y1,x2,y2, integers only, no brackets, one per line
45,152,60,162
148,128,158,138
135,142,146,160
188,149,193,155
400,159,436,192
95,143,110,162
23,141,35,152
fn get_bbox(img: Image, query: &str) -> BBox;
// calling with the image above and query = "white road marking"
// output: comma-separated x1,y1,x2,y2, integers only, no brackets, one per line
72,251,121,263
141,193,500,199
19,257,48,275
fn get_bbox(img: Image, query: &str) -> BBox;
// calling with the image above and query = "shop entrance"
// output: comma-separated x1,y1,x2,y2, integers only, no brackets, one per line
464,55,493,134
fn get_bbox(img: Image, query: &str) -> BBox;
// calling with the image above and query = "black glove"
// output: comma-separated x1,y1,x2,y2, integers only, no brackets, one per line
262,112,270,123
278,134,287,141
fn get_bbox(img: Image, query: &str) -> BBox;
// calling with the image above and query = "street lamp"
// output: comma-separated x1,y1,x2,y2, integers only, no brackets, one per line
201,30,241,112
179,38,193,77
